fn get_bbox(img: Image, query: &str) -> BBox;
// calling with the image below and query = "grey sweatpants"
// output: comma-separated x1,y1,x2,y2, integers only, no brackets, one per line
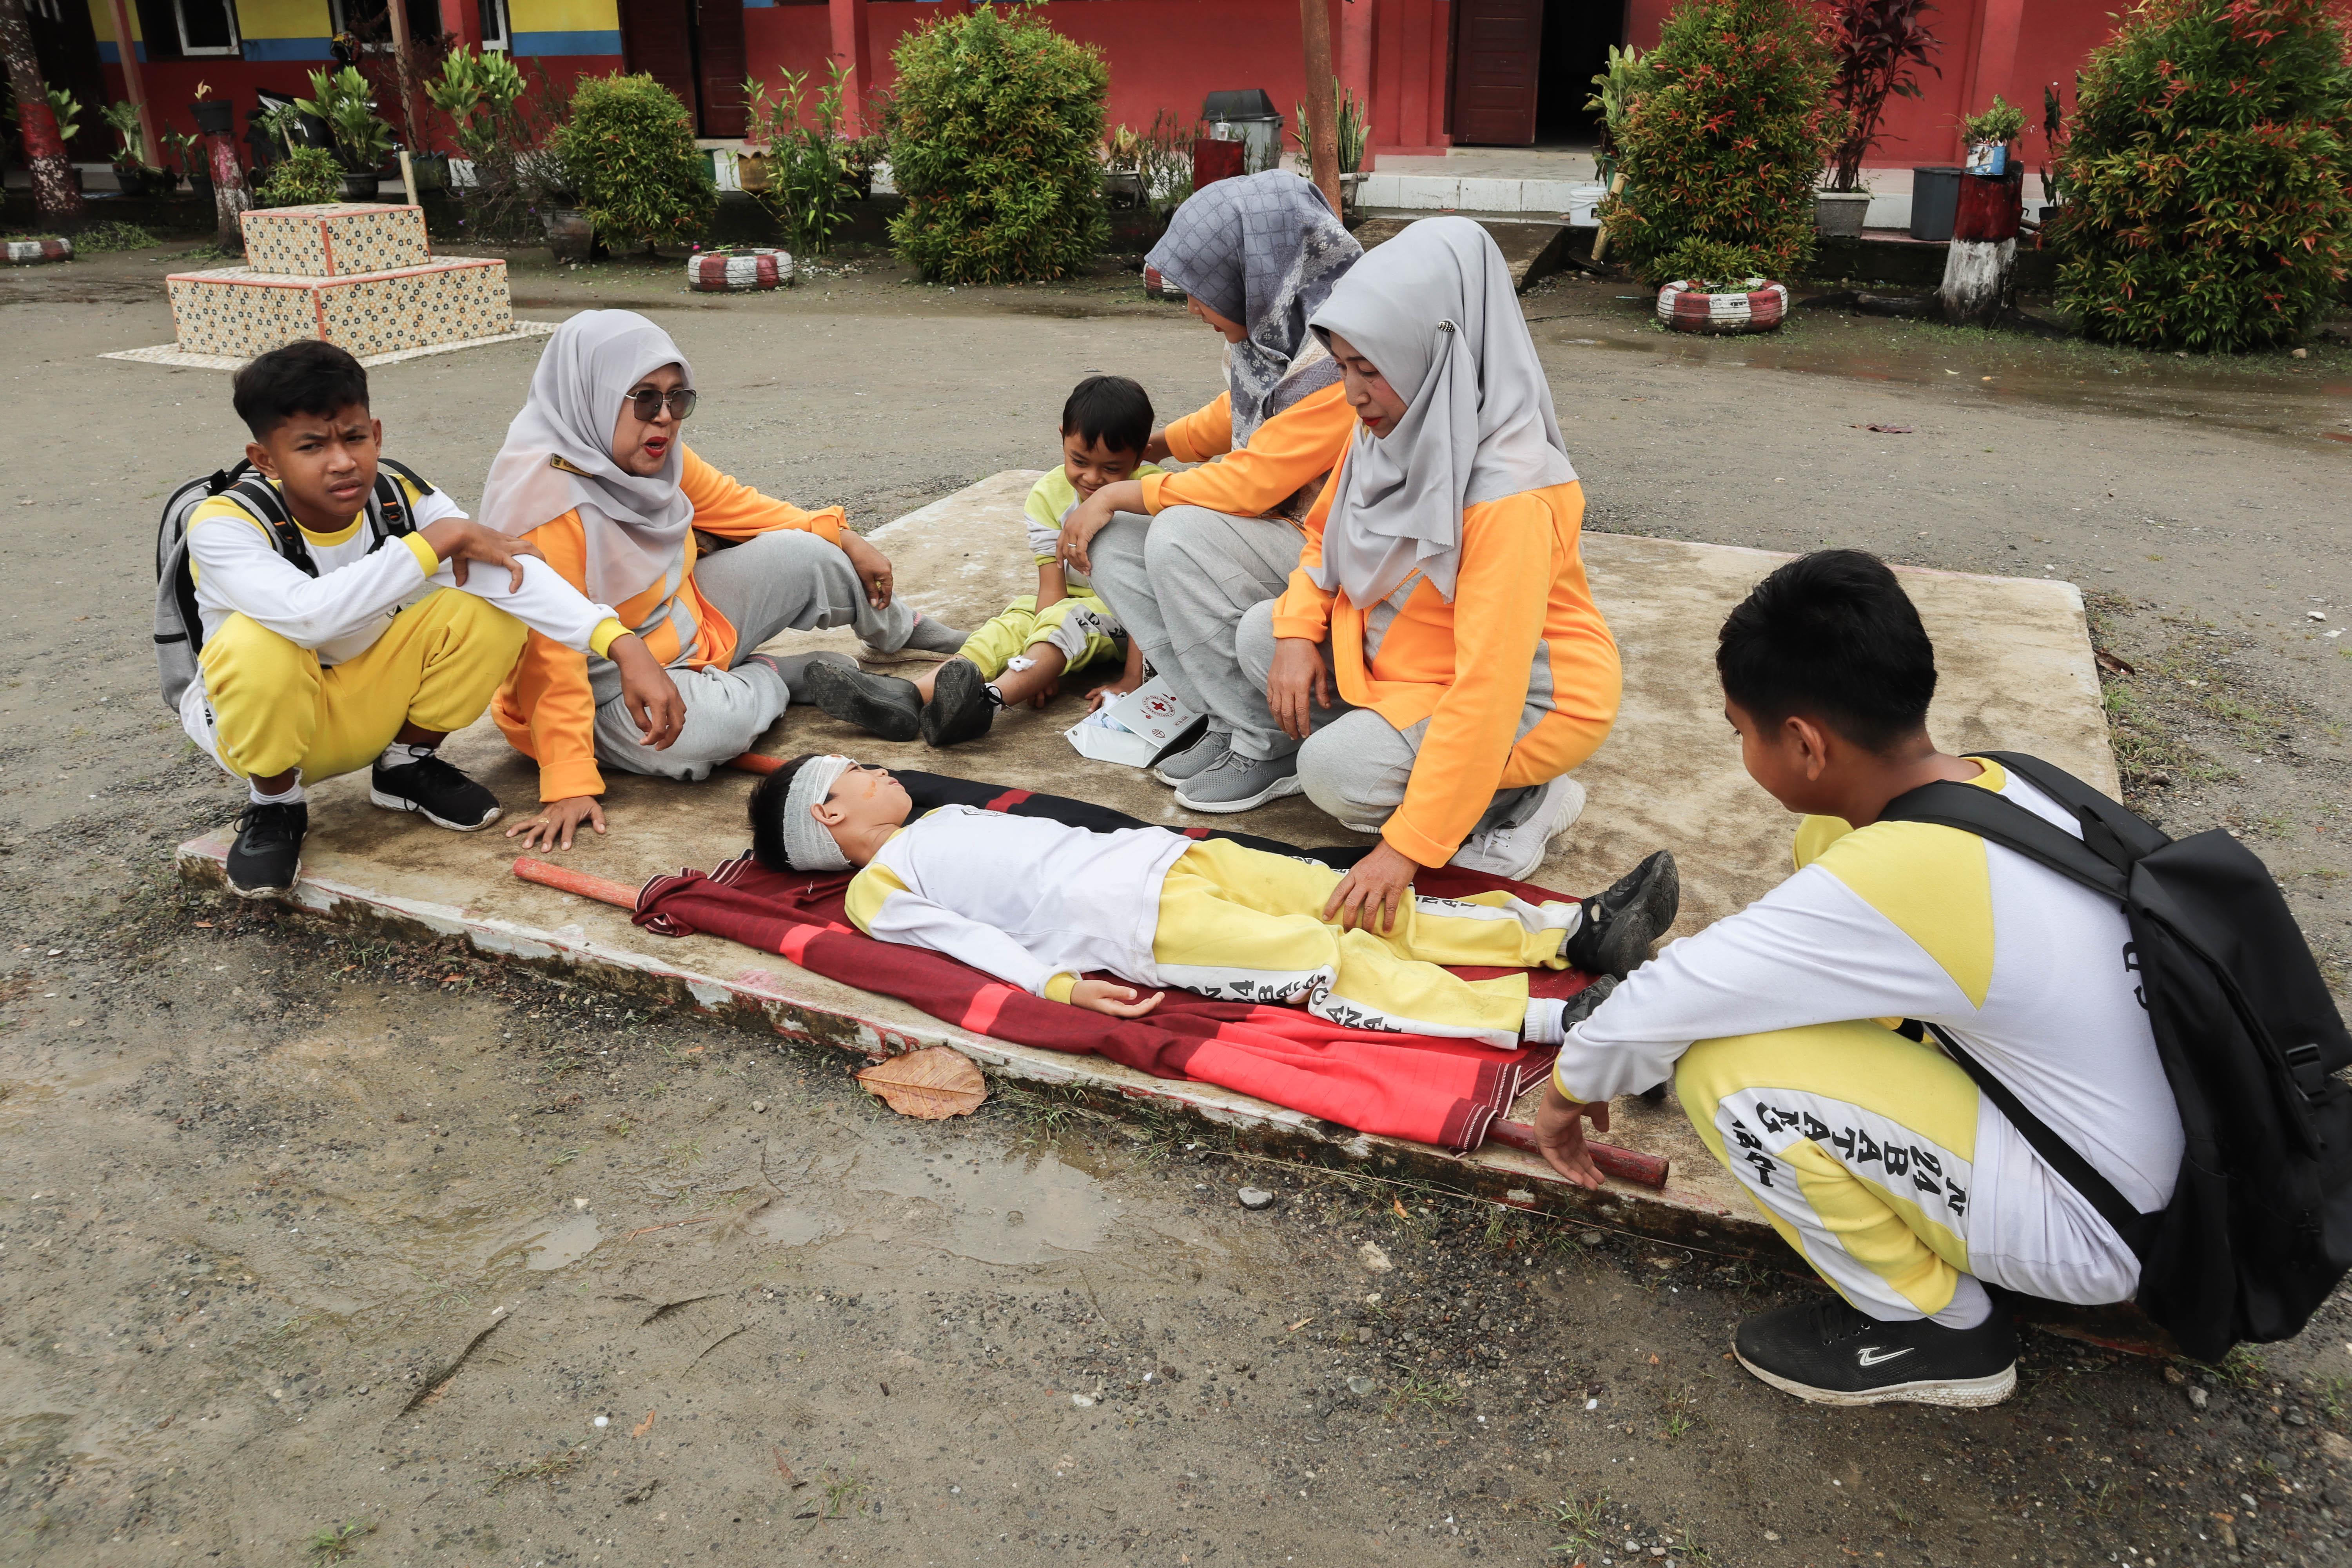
1084,504,1303,761
1234,598,1541,839
591,528,915,781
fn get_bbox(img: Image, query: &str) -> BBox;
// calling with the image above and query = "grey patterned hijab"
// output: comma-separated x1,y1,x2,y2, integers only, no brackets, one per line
1307,218,1576,606
1145,170,1362,446
478,310,697,604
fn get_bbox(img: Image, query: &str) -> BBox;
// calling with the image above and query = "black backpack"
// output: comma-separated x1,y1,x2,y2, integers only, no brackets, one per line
153,458,430,710
1881,752,2352,1361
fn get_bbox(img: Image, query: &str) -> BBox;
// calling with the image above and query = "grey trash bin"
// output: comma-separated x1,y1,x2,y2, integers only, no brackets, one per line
1203,89,1283,176
1910,166,1964,242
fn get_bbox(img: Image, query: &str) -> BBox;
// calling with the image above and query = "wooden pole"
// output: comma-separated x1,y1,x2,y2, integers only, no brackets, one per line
0,0,86,225
384,0,422,161
1299,0,1341,214
1588,169,1627,263
103,0,157,165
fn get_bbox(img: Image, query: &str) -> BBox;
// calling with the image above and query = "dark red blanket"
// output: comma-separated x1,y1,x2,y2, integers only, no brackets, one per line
632,775,1593,1152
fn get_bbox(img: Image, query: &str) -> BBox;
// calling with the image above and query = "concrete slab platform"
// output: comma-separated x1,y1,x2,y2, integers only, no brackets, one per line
176,473,2120,1292
1354,215,1572,294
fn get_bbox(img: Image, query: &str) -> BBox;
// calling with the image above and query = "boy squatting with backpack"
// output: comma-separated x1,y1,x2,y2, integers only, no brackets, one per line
162,341,685,898
1535,550,2181,1408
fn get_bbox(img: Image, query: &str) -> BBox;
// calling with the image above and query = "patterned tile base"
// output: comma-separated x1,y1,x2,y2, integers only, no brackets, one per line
241,204,431,277
102,320,556,372
166,257,513,359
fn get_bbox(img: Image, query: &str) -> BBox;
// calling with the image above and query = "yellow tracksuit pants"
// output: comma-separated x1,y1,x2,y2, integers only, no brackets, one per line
1150,837,1577,1047
199,588,526,783
956,593,1124,681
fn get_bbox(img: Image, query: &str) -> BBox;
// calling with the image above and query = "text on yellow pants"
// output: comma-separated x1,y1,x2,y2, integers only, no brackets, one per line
1675,1020,1985,1321
199,588,526,783
1148,837,1577,1047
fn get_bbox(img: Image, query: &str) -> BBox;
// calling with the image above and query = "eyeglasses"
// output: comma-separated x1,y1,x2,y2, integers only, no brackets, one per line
623,387,698,423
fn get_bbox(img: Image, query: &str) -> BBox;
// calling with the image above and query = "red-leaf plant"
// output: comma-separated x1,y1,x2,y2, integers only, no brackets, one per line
1826,0,1944,192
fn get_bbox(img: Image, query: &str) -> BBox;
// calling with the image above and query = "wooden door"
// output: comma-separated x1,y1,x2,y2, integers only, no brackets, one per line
1449,0,1544,147
694,0,748,139
619,0,699,124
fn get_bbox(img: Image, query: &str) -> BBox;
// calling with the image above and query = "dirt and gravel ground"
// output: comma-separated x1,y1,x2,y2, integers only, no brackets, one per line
2,238,2348,1568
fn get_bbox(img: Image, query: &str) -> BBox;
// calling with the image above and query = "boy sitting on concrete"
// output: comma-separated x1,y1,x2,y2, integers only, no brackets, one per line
799,376,1163,748
1531,550,2182,1410
748,753,1679,1042
180,340,681,897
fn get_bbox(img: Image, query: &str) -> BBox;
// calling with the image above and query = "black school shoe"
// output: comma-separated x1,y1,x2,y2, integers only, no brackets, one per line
371,753,502,830
797,661,924,743
920,658,996,749
1562,849,1680,978
1733,1294,2018,1408
226,800,307,898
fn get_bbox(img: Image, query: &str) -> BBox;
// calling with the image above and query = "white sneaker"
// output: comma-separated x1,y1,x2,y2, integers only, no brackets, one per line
1448,776,1587,880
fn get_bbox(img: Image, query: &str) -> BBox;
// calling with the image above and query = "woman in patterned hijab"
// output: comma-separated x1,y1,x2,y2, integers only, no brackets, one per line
1060,171,1368,811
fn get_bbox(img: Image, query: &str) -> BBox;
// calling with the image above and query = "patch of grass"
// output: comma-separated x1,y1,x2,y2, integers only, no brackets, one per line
305,1519,375,1562
485,1446,584,1493
818,1465,869,1519
2214,1344,2272,1389
72,220,162,253
1381,1372,1461,1423
1548,1491,1610,1556
1654,1384,1699,1442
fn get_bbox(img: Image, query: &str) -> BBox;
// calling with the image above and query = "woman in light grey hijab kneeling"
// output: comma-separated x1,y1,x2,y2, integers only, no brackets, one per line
1242,218,1622,928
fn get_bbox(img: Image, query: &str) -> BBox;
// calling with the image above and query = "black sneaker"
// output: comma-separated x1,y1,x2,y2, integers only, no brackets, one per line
798,660,924,743
1733,1294,2017,1408
371,754,501,831
226,800,307,898
1563,849,1680,978
920,657,996,748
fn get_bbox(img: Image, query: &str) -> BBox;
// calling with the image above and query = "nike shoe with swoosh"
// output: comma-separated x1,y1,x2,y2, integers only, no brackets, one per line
1732,1294,2017,1408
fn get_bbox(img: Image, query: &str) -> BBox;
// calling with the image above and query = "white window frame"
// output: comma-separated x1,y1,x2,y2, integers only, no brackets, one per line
479,0,510,53
172,0,243,57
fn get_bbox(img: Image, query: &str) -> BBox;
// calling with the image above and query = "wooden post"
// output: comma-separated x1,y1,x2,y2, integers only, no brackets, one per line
1938,164,2023,325
1299,0,1341,214
0,0,86,225
103,0,158,165
1588,169,1627,263
384,0,423,161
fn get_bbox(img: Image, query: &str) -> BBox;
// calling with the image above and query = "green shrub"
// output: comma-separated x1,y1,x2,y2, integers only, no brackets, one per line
744,64,853,256
2053,0,2352,353
885,4,1109,283
554,74,715,254
258,147,344,208
1655,238,1769,289
1598,0,1837,285
1960,93,2025,147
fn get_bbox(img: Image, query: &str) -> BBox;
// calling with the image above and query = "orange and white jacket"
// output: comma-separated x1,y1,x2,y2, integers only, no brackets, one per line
493,447,846,801
1270,477,1621,867
1140,385,1360,521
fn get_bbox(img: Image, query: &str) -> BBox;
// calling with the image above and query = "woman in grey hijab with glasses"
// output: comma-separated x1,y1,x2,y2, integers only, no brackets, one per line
479,311,966,853
1057,170,1363,811
1239,217,1624,931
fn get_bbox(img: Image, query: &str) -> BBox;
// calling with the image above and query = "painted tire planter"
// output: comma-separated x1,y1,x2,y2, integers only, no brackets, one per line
4,236,73,265
1656,276,1788,334
687,247,795,292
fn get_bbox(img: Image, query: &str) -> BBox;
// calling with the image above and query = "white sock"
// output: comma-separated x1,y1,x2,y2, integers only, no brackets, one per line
1521,997,1567,1046
379,740,436,771
1929,1272,1994,1330
249,775,305,806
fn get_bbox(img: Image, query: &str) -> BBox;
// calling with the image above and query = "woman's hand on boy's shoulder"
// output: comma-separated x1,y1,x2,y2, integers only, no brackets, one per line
1069,979,1163,1019
421,517,544,592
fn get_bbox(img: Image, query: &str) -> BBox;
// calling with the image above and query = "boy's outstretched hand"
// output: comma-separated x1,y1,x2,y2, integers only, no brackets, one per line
421,517,544,591
1069,978,1164,1019
1532,1081,1611,1189
609,633,685,750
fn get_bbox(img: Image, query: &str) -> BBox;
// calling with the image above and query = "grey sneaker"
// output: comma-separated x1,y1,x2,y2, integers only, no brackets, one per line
862,612,967,661
1448,776,1587,880
1175,750,1303,814
1151,724,1228,786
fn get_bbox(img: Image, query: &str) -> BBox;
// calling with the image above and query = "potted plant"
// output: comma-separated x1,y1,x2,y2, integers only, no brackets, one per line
1294,83,1369,209
1103,124,1147,210
190,80,233,138
101,100,172,197
1652,240,1789,334
550,73,715,256
839,128,887,201
163,129,207,197
1584,44,1652,188
742,66,851,255
297,66,396,200
1960,93,2024,175
1820,0,1940,237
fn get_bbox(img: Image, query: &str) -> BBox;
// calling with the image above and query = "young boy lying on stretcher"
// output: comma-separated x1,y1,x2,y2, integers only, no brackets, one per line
748,754,1679,1045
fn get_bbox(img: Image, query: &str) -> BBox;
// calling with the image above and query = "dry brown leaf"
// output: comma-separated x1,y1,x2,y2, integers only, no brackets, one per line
631,1410,656,1439
2094,647,2137,677
856,1046,986,1120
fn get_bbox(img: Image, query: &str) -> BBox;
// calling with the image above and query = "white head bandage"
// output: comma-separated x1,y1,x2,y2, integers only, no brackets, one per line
782,755,856,872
